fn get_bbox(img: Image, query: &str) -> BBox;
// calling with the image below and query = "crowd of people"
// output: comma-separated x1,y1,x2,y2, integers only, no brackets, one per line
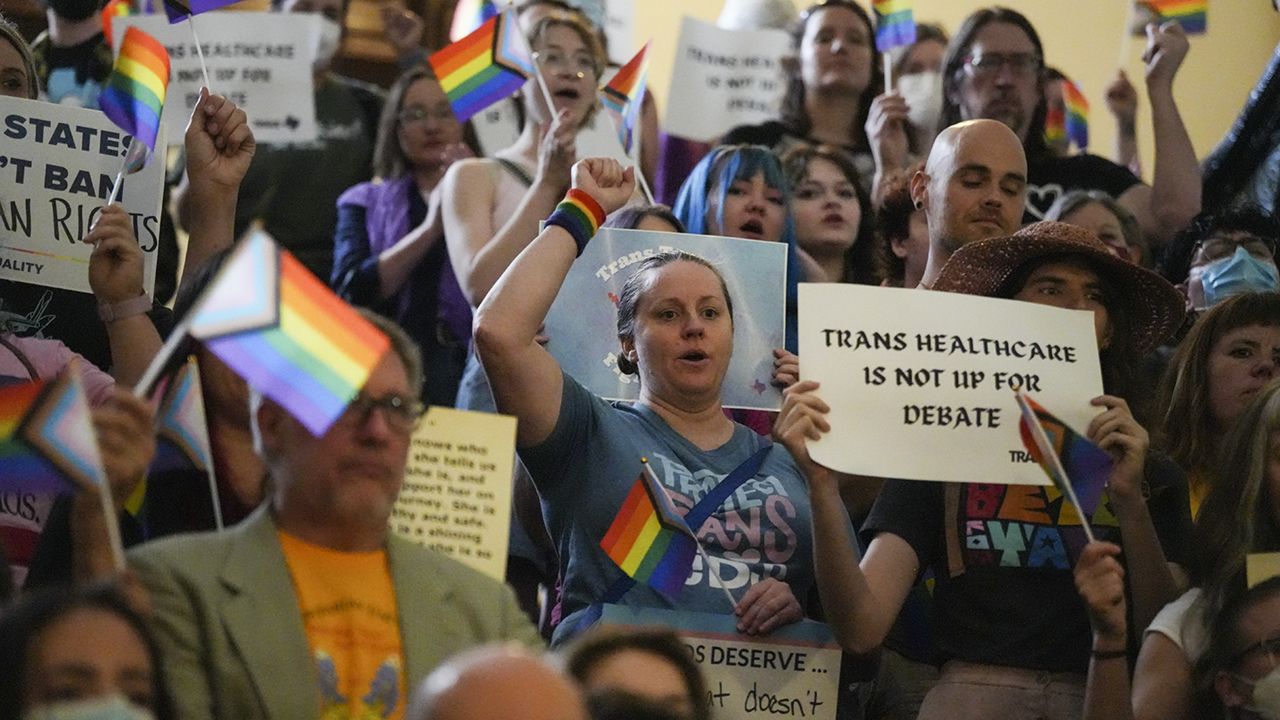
2,0,1280,718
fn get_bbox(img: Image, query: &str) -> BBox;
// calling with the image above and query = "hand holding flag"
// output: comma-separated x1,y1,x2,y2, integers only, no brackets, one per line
599,458,700,600
429,10,537,123
1016,392,1113,542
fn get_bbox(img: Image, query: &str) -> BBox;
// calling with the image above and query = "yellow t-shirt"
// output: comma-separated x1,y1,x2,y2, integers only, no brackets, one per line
278,532,406,720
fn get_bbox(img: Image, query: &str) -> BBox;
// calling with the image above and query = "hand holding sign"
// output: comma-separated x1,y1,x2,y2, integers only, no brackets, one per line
735,576,803,636
772,380,834,485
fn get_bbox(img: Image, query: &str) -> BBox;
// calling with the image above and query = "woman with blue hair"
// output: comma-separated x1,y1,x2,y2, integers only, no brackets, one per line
672,145,812,354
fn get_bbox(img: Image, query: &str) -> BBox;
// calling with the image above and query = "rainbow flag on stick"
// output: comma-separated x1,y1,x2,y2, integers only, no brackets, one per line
602,42,649,154
1063,80,1089,151
148,356,222,529
1141,0,1207,34
0,374,106,496
102,0,133,48
450,0,501,42
178,234,391,437
1016,393,1112,541
429,10,535,123
99,26,170,152
599,459,699,598
872,0,916,53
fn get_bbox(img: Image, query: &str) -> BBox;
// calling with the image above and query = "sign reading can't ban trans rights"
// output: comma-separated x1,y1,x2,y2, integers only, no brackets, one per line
543,227,787,412
600,605,841,720
0,96,164,295
799,284,1104,485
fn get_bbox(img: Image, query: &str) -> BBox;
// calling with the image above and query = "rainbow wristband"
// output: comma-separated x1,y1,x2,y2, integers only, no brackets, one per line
546,189,606,257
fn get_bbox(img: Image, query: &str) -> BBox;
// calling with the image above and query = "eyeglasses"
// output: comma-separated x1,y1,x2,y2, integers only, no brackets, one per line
1230,633,1280,667
398,104,458,126
532,50,595,78
1194,233,1276,263
962,52,1041,79
339,393,424,433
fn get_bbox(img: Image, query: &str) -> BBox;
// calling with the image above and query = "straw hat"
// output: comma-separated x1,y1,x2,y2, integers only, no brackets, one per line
932,221,1186,353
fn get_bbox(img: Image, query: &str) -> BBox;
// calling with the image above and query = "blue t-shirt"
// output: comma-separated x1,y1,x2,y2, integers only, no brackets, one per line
521,373,814,645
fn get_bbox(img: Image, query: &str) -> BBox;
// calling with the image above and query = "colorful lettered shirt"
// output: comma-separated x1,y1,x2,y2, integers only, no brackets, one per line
863,456,1191,673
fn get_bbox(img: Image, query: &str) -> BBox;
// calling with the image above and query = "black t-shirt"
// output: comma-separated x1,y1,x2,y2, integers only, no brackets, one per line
861,453,1191,674
722,121,876,194
1024,153,1141,224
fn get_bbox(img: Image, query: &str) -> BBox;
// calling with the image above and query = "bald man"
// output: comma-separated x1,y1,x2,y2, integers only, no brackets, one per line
406,645,588,720
910,119,1028,288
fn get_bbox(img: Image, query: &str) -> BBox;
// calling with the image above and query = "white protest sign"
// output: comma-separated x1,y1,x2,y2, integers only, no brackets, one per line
602,0,636,66
544,227,786,411
114,13,319,144
600,605,840,720
390,406,516,581
0,96,164,295
799,284,1104,485
663,17,790,142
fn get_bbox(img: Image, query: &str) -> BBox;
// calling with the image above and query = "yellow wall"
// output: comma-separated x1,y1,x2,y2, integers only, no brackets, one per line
636,1,1280,180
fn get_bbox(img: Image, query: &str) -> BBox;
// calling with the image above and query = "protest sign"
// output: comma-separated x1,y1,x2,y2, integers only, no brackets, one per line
1248,552,1280,589
114,13,319,144
798,283,1104,485
390,406,516,581
544,227,786,411
0,96,164,295
600,605,841,720
663,17,790,142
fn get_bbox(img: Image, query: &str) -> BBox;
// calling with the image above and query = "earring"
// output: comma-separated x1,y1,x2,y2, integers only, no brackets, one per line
914,200,924,210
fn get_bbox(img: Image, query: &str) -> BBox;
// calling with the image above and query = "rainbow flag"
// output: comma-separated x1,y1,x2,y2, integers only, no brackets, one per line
102,0,133,48
1063,79,1089,150
450,0,501,42
600,460,699,598
161,0,238,24
150,357,212,474
1016,393,1111,517
99,26,169,151
186,233,391,437
1144,0,1207,34
872,0,916,53
0,373,106,496
602,43,649,154
429,10,534,123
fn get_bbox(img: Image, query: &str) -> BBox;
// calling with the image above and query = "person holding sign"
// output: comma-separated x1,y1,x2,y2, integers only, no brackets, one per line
724,0,881,192
1130,380,1280,720
332,67,479,409
475,157,817,646
781,221,1190,719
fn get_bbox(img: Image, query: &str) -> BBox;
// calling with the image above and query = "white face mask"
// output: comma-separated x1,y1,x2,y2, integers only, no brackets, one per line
896,71,943,133
314,17,342,71
1244,666,1280,720
23,695,156,720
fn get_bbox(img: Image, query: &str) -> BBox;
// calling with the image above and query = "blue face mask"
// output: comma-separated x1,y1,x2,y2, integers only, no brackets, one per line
22,696,155,720
1201,245,1280,308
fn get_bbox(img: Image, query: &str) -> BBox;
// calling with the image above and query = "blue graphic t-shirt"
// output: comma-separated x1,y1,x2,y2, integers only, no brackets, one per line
521,372,814,646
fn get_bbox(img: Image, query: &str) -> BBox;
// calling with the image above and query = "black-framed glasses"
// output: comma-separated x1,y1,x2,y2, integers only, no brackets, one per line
962,52,1041,79
339,393,424,433
1194,233,1276,263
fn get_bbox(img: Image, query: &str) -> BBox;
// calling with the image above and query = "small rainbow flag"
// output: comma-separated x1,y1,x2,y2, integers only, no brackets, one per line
99,26,169,151
429,10,535,123
1143,0,1207,34
102,0,133,48
602,42,649,154
185,233,391,437
599,459,699,598
450,0,500,42
1063,80,1089,151
161,0,238,24
0,373,106,496
1016,393,1111,519
872,0,917,53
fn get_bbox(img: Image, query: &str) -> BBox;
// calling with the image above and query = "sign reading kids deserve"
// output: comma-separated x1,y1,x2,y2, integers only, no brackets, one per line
390,407,517,581
543,227,787,411
600,605,841,720
798,284,1104,485
664,17,790,142
114,13,319,144
0,96,164,295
